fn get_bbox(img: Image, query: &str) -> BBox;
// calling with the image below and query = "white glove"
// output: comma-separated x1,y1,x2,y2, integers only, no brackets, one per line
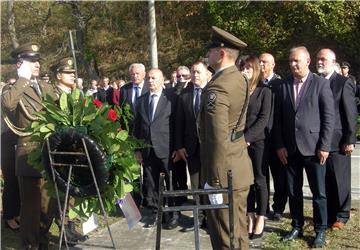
17,60,32,80
204,182,223,205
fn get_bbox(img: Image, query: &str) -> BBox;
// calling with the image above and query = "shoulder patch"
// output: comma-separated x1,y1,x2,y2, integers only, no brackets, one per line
207,91,216,110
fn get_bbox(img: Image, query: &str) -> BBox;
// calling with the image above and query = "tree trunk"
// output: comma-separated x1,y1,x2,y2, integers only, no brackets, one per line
7,0,19,49
69,2,99,80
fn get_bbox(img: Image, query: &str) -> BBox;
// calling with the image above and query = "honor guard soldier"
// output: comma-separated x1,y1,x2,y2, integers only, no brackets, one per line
50,58,89,244
51,57,77,96
198,27,254,250
1,42,58,250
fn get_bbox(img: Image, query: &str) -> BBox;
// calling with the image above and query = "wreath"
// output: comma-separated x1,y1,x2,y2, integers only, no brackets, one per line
27,89,143,219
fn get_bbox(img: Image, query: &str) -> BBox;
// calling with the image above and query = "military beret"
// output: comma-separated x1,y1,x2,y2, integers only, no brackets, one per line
50,57,76,73
10,42,40,61
341,61,350,68
206,26,247,50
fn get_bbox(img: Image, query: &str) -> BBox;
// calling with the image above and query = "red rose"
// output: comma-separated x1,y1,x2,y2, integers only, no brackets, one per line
107,109,118,122
93,99,102,108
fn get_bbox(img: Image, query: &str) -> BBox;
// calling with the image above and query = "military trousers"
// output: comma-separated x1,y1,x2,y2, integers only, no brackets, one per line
206,186,250,250
18,177,57,248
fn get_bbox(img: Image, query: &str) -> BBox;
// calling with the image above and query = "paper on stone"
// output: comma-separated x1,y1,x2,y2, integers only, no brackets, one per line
117,193,141,230
204,182,223,205
82,213,98,235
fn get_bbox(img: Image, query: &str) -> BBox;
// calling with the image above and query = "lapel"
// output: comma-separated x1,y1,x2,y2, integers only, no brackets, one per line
152,91,166,122
328,72,337,90
128,85,136,111
142,92,151,123
24,85,42,106
298,73,313,108
185,85,196,118
285,76,296,110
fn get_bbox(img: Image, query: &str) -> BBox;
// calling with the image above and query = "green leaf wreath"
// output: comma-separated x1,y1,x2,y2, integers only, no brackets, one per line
27,88,143,219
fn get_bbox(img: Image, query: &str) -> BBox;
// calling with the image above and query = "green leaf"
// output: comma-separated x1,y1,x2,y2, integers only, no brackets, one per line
39,125,51,133
68,207,79,220
31,121,40,129
82,112,97,122
71,88,81,102
59,93,68,112
109,144,120,154
124,183,133,193
116,130,128,141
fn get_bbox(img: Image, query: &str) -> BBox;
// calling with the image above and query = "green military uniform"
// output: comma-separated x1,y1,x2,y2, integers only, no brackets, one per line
50,57,76,97
1,43,58,249
198,27,254,250
50,58,88,244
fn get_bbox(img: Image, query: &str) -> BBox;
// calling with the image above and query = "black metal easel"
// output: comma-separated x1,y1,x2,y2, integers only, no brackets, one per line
45,138,116,250
155,170,234,250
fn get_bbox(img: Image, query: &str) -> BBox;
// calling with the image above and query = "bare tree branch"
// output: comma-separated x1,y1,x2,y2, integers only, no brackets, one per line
7,0,19,49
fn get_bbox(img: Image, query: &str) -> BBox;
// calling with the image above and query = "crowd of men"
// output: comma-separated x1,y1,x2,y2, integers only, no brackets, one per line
1,25,359,250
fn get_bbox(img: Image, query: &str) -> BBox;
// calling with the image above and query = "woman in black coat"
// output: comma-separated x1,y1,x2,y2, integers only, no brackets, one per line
242,56,271,239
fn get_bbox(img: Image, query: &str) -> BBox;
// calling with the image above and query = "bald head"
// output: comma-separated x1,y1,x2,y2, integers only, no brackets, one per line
147,68,164,93
259,53,275,79
316,48,336,76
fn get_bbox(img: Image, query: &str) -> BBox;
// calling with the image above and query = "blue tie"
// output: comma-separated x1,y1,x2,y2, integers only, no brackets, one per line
133,86,139,107
194,88,201,116
149,94,156,122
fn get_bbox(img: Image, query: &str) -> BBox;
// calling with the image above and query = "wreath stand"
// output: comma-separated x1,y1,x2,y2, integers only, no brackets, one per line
45,138,116,250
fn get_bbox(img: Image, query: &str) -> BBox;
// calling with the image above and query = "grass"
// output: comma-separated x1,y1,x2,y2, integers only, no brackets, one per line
262,206,360,250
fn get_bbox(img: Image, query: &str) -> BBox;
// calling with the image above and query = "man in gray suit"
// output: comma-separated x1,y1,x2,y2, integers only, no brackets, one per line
273,46,335,248
316,49,357,230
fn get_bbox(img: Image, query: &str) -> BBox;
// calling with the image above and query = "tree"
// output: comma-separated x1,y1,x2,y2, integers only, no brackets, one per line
206,1,360,76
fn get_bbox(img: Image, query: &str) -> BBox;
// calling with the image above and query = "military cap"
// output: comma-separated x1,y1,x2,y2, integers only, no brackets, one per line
206,26,247,50
50,57,76,73
341,61,351,68
10,42,40,61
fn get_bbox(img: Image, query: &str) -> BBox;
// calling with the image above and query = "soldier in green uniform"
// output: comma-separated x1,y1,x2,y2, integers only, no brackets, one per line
198,27,254,250
49,58,89,244
50,57,77,96
1,43,57,249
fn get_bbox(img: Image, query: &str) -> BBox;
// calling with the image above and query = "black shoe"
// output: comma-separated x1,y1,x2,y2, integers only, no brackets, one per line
163,217,179,230
38,243,49,250
283,228,303,241
67,221,88,242
251,231,263,240
144,214,158,228
271,212,282,221
251,220,265,240
63,222,87,245
312,231,326,248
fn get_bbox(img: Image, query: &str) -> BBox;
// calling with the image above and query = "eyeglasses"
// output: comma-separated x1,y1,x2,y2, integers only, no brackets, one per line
177,74,189,78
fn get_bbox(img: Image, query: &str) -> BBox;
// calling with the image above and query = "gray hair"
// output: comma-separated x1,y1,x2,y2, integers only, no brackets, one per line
290,46,310,59
177,65,190,73
129,63,146,72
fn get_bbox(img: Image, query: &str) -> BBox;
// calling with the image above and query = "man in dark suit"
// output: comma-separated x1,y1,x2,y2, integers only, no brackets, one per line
273,46,335,248
174,61,208,228
119,63,149,130
259,53,287,220
133,68,179,229
316,49,357,230
175,61,208,192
